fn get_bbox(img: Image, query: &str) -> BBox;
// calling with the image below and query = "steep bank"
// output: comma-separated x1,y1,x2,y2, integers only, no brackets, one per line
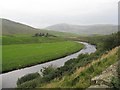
88,60,119,88
39,46,119,88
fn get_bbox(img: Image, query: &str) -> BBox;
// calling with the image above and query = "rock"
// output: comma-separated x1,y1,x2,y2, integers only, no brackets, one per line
89,61,119,88
88,85,110,88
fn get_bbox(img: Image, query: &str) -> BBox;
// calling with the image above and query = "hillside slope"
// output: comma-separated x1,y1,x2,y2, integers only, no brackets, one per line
2,18,40,35
1,18,78,37
46,23,118,35
39,46,119,88
88,61,119,88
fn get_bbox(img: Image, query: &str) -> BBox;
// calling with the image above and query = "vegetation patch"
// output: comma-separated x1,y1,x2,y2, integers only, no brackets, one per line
17,72,40,85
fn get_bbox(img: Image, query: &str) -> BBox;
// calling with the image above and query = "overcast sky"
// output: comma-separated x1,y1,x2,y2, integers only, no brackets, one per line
0,0,119,28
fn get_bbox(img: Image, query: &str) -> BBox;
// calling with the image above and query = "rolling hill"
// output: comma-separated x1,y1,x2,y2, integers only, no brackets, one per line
2,18,41,35
2,18,117,36
1,18,78,37
46,23,118,35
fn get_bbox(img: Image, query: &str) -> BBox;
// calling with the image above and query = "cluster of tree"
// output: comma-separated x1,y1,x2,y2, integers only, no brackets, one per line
103,32,120,50
78,31,120,51
34,33,49,37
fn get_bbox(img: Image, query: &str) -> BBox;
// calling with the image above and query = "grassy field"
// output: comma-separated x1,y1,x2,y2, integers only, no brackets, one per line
2,41,84,73
2,35,66,45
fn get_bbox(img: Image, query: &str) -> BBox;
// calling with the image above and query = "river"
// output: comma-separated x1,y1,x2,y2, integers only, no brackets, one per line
0,42,96,88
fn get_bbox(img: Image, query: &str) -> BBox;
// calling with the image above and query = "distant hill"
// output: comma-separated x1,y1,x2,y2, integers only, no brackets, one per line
1,18,78,37
46,23,118,35
2,18,117,36
2,18,51,35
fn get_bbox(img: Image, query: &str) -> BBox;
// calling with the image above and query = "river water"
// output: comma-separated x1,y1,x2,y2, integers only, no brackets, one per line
0,42,96,88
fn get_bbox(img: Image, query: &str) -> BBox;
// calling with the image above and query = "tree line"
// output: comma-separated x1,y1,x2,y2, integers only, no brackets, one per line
33,33,49,37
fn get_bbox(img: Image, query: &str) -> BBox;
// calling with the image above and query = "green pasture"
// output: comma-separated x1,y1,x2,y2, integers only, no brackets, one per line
2,35,65,45
2,41,84,73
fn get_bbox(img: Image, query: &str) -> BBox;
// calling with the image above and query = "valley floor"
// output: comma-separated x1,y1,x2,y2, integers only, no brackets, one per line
2,41,84,73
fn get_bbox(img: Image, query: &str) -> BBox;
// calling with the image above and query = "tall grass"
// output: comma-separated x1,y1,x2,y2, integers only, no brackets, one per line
40,47,119,88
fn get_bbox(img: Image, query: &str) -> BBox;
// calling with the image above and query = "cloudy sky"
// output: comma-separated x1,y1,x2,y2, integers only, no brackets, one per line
0,0,119,28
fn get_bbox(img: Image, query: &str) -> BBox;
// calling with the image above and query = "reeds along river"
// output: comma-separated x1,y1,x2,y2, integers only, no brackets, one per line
0,42,96,89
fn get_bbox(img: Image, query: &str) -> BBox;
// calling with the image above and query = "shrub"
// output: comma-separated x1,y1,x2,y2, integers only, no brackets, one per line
41,65,56,76
111,77,120,88
17,77,43,88
17,72,40,85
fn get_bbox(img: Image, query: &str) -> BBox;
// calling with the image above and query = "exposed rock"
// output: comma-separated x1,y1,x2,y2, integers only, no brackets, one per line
89,61,119,88
88,85,109,88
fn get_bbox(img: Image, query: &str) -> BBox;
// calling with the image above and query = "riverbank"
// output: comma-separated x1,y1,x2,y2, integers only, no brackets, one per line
38,46,119,88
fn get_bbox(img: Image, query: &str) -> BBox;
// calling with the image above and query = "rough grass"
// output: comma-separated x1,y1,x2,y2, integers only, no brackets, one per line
40,46,119,88
2,41,84,73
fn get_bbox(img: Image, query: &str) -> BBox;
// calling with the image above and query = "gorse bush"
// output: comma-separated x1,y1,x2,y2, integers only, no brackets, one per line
111,77,120,89
17,77,43,88
41,65,56,77
17,72,40,85
111,62,120,89
103,32,120,50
